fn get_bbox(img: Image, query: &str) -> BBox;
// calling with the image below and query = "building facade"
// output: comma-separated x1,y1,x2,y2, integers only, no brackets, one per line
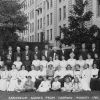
20,0,100,45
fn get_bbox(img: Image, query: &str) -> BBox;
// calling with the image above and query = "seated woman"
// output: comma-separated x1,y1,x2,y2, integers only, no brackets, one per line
72,77,82,92
17,65,28,85
51,76,61,91
81,64,91,91
7,64,18,91
0,65,9,91
90,63,99,91
37,76,51,92
61,75,73,92
23,76,36,92
13,56,22,71
15,79,24,92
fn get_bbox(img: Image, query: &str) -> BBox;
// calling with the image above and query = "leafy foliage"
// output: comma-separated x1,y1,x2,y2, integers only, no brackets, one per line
0,0,28,46
56,0,100,45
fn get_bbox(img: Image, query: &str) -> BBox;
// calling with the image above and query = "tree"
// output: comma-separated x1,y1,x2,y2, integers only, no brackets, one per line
56,0,100,45
0,0,28,49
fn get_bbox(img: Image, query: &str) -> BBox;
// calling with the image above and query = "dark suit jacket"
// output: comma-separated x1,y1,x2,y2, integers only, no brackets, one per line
33,51,41,60
14,52,22,61
42,49,51,61
90,48,99,58
22,50,32,61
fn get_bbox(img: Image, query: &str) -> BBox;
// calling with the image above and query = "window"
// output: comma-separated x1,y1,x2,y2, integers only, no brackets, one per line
38,20,39,29
97,0,100,16
40,18,42,28
32,23,34,32
50,13,53,25
47,14,49,26
50,0,53,7
47,1,49,10
59,26,61,37
50,29,52,40
63,6,66,19
59,0,61,3
47,30,49,41
38,33,39,42
59,8,61,21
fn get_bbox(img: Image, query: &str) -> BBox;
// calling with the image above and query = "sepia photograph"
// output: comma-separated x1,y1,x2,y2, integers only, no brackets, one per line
0,0,100,100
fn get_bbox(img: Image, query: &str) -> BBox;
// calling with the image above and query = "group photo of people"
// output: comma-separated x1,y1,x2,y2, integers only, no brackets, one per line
0,42,100,93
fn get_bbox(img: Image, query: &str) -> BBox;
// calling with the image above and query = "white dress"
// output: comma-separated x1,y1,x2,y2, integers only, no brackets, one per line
13,61,22,70
0,70,9,91
37,70,46,78
64,70,74,77
52,81,61,90
54,70,65,78
40,60,48,70
67,59,76,69
28,70,38,82
53,60,60,69
60,60,67,70
74,70,82,80
62,82,73,92
91,68,99,78
76,60,86,69
32,60,40,67
85,59,93,68
73,83,82,92
17,70,28,85
7,69,18,91
81,68,91,91
37,80,51,92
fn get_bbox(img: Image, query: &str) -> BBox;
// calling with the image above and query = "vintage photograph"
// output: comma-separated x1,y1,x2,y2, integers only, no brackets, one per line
0,0,100,100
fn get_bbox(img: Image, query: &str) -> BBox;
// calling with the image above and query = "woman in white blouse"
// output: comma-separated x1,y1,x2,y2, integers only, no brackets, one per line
32,55,40,71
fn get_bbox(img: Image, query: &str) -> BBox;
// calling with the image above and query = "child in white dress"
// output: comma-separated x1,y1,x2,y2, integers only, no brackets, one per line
81,64,91,91
15,79,24,92
13,56,22,71
0,65,9,91
37,76,51,92
61,75,73,92
51,76,61,91
72,77,82,92
7,64,18,91
17,65,28,85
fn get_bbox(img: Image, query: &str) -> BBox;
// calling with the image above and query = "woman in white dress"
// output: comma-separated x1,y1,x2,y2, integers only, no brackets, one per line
32,55,40,71
60,55,67,71
40,55,48,70
28,65,38,82
76,55,86,69
81,64,91,91
37,76,51,92
17,65,28,85
67,52,76,70
53,55,60,70
0,65,9,91
13,56,22,71
7,64,18,91
85,53,93,68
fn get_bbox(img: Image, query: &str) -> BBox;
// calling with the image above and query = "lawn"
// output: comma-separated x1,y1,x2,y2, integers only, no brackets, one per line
0,91,100,100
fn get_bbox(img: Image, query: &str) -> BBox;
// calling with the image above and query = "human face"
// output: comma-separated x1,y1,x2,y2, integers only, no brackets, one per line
45,45,48,50
62,56,65,60
25,46,29,51
71,44,75,49
87,54,91,59
26,56,29,60
55,55,59,60
82,43,85,49
93,64,97,69
8,46,12,51
17,57,21,61
65,77,70,83
22,66,25,70
17,47,20,51
49,57,52,61
12,65,16,70
79,55,83,60
31,65,35,70
42,56,45,60
70,53,75,59
34,55,38,60
92,43,96,49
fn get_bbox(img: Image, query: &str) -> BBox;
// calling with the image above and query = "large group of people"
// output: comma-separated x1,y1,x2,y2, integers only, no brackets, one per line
0,43,100,92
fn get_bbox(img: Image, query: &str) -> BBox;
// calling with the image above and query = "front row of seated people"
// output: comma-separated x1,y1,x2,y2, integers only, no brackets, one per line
0,60,99,92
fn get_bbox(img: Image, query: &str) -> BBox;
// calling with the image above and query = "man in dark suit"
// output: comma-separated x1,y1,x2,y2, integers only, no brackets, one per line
14,46,22,61
42,45,51,61
79,43,88,60
33,46,41,60
22,45,32,62
90,43,98,59
69,44,79,59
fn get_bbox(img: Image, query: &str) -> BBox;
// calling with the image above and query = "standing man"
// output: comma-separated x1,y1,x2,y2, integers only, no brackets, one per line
22,45,32,62
42,45,51,61
14,46,22,61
